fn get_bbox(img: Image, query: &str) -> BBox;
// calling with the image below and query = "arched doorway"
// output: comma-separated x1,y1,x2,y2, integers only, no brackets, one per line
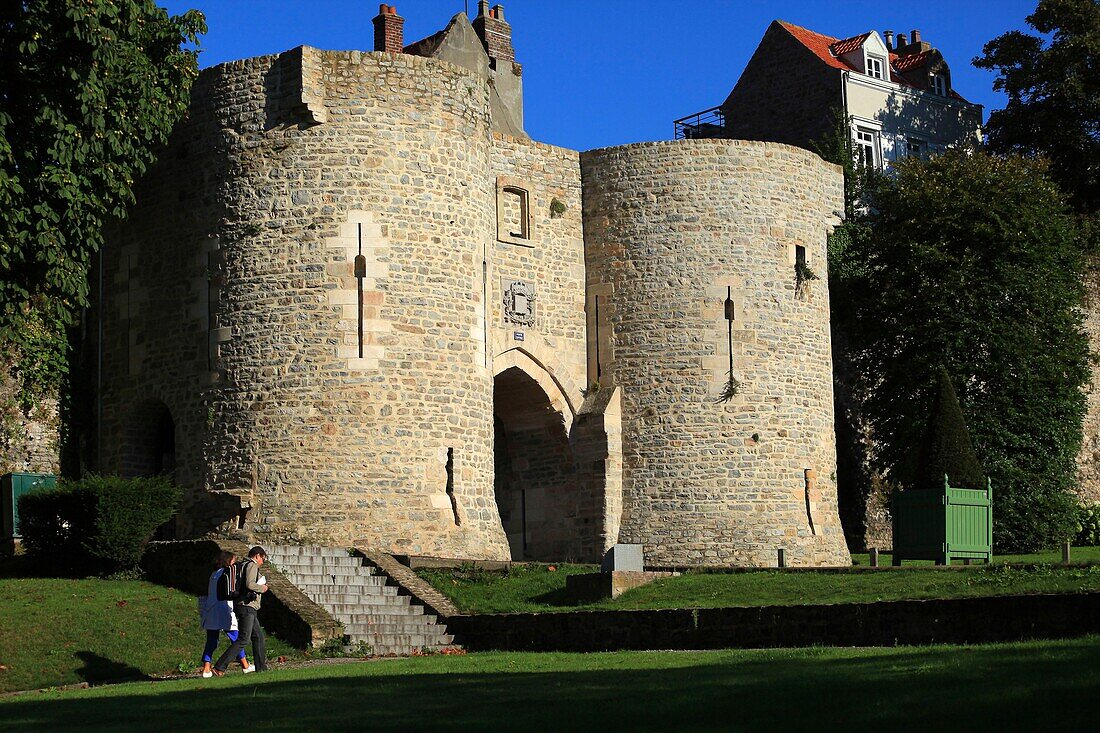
122,399,176,477
493,366,592,561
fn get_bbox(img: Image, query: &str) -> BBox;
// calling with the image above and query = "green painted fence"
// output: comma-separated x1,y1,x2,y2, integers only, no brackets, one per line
892,476,992,565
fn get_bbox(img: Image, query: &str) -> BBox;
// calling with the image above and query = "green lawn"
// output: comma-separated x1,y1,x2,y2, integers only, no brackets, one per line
2,638,1098,731
0,576,300,693
417,560,1100,614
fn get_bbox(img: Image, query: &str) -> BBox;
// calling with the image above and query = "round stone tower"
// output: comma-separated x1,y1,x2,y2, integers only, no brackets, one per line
581,140,850,566
98,48,510,558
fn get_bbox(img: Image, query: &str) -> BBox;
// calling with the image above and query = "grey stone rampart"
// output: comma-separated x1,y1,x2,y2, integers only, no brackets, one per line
581,139,850,567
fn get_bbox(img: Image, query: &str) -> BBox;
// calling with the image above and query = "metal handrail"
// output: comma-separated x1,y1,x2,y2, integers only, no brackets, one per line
673,106,727,140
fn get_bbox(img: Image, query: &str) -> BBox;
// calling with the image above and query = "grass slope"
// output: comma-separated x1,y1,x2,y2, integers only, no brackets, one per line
418,558,1100,614
2,639,1098,731
0,577,299,693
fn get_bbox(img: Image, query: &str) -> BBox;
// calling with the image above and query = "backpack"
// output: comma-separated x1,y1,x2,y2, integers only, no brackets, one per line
215,561,253,602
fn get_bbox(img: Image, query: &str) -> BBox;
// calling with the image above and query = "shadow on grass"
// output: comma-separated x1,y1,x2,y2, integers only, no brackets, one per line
2,641,1098,731
74,653,150,686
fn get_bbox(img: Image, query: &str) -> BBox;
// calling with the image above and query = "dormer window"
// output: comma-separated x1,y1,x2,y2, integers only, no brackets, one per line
931,73,947,96
866,55,885,80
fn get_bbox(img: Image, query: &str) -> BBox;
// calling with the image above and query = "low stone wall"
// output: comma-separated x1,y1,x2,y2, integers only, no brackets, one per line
142,540,343,648
447,592,1100,651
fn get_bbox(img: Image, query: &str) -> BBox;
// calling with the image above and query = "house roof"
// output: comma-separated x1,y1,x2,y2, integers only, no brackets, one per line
774,20,970,102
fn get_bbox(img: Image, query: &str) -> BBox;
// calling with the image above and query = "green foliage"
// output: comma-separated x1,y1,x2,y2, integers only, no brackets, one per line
17,475,182,573
974,0,1100,215
842,151,1088,551
810,107,876,308
914,368,986,491
0,1,205,350
714,371,741,403
1076,502,1100,546
549,197,566,218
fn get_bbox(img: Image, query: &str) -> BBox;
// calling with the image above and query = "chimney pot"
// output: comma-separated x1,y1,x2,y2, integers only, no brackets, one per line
477,0,490,17
492,4,505,20
911,29,921,44
884,30,894,49
373,4,404,54
896,33,908,49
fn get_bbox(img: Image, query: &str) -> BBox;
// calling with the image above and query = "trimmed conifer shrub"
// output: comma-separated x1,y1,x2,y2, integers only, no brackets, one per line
915,368,986,491
17,475,182,574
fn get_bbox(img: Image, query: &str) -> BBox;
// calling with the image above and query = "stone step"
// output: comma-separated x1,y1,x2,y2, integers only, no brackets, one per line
306,591,410,606
294,583,399,598
338,612,438,625
270,557,367,571
365,643,457,656
342,622,448,637
269,545,355,559
325,603,426,617
268,546,457,658
345,632,454,647
282,575,389,588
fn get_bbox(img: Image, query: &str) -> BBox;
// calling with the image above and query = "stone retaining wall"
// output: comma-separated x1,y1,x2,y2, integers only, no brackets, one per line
447,591,1100,651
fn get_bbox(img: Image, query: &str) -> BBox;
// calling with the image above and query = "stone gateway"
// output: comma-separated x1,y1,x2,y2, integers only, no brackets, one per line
95,4,849,567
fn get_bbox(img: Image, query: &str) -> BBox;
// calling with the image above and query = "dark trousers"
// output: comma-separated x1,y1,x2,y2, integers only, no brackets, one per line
214,605,267,671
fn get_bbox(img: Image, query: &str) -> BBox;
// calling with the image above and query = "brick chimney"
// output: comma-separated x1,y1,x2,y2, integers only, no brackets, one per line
472,1,515,67
373,4,404,54
896,32,908,49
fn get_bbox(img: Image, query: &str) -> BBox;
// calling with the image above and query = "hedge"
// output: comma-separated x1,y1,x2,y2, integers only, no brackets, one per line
17,475,182,573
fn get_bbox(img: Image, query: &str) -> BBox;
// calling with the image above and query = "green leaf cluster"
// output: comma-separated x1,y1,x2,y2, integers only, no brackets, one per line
843,150,1088,551
974,0,1100,215
0,1,205,367
17,474,182,574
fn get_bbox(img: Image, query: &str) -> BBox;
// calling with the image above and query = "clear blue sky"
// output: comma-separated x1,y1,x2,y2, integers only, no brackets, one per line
161,0,1038,152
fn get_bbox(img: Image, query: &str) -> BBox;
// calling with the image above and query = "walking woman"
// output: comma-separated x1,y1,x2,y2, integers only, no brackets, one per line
199,550,251,677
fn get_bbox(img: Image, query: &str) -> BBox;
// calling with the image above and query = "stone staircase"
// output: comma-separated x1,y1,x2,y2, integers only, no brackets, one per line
267,545,456,656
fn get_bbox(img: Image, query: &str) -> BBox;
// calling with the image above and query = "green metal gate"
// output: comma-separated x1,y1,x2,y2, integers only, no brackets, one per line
892,477,992,565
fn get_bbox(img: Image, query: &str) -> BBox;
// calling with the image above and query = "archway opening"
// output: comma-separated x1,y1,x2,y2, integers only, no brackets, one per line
494,366,590,561
122,400,176,478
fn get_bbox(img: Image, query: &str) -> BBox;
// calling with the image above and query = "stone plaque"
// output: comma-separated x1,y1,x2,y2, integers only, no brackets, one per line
503,280,536,327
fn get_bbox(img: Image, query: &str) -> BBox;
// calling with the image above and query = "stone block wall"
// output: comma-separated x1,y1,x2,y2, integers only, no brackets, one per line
99,49,512,558
581,140,850,567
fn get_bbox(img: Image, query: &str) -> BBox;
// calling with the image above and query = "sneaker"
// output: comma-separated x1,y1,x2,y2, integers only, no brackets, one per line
242,665,255,674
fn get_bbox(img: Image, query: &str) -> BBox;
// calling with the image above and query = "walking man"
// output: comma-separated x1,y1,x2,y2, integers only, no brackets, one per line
214,546,269,674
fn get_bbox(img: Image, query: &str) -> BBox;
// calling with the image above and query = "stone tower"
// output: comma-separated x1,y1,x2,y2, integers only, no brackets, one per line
94,5,850,566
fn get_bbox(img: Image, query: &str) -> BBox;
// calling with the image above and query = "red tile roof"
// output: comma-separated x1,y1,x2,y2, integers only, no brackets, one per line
894,49,935,72
773,20,969,101
830,32,872,57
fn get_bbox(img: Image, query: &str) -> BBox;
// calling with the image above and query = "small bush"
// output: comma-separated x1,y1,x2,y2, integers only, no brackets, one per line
17,475,182,574
1077,502,1100,547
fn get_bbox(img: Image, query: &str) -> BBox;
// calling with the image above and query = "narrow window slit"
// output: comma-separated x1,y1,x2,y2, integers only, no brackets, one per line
446,447,460,526
355,223,367,359
804,468,817,536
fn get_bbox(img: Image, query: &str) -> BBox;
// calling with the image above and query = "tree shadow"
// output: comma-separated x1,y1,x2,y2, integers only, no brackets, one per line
74,652,150,685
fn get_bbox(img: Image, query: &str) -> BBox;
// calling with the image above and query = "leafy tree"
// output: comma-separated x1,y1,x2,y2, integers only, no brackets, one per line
847,150,1087,551
0,1,205,392
974,0,1100,215
915,368,986,492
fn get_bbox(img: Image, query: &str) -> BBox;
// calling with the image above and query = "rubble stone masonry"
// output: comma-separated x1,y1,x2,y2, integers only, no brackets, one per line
97,44,850,566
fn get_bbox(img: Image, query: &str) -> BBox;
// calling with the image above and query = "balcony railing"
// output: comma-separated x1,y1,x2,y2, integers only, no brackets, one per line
673,106,727,140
